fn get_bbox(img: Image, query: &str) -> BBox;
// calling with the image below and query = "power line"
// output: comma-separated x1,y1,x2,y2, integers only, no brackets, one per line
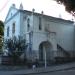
0,0,10,12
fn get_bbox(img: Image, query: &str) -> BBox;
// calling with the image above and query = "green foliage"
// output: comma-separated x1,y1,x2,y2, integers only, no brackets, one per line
4,36,27,64
0,20,4,50
0,20,4,36
4,36,26,56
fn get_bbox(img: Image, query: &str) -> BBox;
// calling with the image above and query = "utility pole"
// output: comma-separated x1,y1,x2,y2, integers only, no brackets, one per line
44,47,47,68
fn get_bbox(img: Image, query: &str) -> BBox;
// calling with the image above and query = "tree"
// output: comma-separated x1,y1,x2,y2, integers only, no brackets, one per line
4,36,27,64
0,20,4,36
55,0,75,16
0,20,4,51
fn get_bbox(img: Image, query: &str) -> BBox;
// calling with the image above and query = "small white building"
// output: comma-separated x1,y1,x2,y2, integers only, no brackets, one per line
4,4,75,62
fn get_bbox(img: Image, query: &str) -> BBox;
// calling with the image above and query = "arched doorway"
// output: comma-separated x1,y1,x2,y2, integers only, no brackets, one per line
39,41,53,62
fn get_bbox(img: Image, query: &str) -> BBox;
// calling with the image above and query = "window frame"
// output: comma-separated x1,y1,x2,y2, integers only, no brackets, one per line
27,18,30,31
7,26,9,37
12,22,15,34
39,17,42,30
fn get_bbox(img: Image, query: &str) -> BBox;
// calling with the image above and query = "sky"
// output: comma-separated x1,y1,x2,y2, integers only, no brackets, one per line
0,0,73,22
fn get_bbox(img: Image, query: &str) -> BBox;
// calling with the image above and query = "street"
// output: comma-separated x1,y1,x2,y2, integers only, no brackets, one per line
0,62,75,75
0,67,74,75
29,69,75,75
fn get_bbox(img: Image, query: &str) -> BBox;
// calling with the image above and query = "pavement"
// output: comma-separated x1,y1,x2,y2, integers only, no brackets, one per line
0,62,75,75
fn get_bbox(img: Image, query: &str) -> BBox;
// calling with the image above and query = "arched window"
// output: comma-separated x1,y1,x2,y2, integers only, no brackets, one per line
27,18,30,31
7,27,9,37
12,23,15,34
39,17,42,30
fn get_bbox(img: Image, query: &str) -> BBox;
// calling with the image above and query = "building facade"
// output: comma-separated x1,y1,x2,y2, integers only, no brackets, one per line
4,4,75,62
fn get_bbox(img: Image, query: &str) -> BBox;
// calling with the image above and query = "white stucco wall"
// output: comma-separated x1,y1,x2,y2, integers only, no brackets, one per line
32,15,57,53
4,7,75,59
5,7,18,22
4,12,20,39
20,11,34,43
32,15,75,53
46,19,75,51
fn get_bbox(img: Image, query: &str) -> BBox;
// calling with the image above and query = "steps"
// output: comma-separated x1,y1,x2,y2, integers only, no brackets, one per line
57,44,70,57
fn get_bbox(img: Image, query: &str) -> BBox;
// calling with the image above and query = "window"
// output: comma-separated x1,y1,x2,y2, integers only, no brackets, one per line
27,18,30,31
39,17,42,30
12,23,15,34
11,13,12,16
7,27,9,37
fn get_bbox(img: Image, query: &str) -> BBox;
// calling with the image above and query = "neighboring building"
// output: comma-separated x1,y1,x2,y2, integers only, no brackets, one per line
4,4,75,62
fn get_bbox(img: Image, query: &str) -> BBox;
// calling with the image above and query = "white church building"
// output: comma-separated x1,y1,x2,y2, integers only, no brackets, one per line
4,4,75,62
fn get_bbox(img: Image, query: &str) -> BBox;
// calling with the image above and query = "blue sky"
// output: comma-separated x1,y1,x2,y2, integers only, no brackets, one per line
0,0,73,22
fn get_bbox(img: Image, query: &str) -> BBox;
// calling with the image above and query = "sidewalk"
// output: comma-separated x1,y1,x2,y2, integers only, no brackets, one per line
0,62,75,75
14,62,75,75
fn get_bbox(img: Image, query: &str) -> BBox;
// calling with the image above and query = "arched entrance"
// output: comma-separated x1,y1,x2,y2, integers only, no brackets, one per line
39,41,53,62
